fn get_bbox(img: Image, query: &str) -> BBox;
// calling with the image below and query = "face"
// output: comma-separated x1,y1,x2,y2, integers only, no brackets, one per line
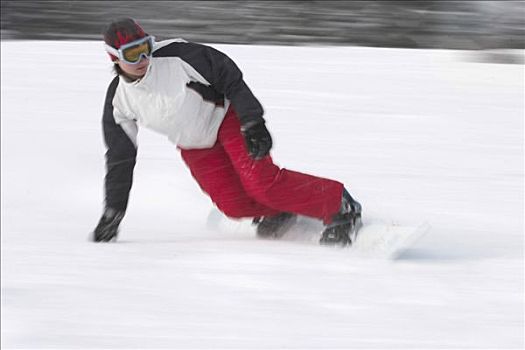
117,57,150,80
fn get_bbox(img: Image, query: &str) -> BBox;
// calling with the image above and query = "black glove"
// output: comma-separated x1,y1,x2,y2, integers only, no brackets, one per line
241,121,272,160
92,208,125,242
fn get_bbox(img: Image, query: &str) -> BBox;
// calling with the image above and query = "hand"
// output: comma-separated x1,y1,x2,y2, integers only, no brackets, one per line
92,208,125,242
241,121,272,160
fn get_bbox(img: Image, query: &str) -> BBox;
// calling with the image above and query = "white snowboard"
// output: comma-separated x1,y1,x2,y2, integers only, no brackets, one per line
351,221,431,259
205,208,430,259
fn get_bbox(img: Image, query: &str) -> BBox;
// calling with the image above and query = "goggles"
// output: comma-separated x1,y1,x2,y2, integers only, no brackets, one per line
104,36,155,64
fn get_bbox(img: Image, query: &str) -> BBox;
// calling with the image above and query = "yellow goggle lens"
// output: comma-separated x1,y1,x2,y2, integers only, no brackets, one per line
122,41,151,63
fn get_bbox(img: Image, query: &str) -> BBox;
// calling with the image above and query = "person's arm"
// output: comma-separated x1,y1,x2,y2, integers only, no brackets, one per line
93,76,138,242
155,41,271,158
155,42,265,124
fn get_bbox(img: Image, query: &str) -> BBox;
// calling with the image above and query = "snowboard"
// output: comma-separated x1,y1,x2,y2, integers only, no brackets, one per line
351,221,430,259
206,208,430,259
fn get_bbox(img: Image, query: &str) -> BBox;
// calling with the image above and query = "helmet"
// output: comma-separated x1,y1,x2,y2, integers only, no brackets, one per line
103,18,147,61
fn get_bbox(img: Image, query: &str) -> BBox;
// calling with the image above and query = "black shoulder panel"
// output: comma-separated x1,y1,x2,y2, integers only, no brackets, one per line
154,41,265,125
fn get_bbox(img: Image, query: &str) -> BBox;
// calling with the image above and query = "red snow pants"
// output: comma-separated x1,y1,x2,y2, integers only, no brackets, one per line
180,107,343,224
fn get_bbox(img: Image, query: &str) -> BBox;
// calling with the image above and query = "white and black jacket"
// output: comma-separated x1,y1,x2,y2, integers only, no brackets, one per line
102,39,265,211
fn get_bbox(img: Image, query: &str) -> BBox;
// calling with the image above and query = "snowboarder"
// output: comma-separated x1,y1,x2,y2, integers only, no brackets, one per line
92,18,362,245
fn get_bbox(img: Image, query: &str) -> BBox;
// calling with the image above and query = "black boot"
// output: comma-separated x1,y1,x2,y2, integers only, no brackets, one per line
254,212,297,239
320,189,362,246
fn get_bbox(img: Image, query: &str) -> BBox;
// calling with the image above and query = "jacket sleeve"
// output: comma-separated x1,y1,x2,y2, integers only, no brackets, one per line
154,41,265,126
102,76,137,212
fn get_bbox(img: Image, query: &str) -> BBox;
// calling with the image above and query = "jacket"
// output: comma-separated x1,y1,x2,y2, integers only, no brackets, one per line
101,39,265,211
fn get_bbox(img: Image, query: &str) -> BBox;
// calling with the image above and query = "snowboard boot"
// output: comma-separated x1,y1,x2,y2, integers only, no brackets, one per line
253,212,297,239
320,188,362,247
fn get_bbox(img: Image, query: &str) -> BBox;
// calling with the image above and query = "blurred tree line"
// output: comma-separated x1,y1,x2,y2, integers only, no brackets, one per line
1,1,524,50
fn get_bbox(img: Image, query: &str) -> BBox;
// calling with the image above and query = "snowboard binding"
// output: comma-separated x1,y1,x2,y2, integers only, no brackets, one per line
253,212,297,239
320,189,362,247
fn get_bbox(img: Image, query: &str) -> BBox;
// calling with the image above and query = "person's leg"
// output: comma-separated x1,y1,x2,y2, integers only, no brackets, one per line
180,142,280,219
218,108,344,224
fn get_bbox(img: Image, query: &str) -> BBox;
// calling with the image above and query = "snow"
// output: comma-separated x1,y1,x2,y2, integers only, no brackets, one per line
1,41,523,349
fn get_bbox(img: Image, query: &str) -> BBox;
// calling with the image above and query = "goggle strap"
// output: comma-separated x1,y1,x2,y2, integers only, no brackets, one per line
104,43,120,57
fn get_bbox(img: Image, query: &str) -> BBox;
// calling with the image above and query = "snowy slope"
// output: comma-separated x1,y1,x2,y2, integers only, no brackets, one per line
1,41,523,349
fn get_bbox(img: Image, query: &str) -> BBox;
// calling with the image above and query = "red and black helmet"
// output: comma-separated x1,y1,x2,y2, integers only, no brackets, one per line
103,18,147,61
